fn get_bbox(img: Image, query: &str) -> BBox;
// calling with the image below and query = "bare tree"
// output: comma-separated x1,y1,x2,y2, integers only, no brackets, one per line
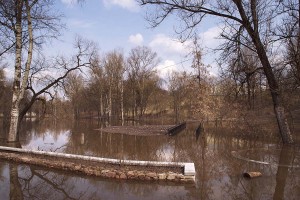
0,0,63,142
138,0,296,143
219,44,263,110
279,0,300,87
0,67,5,107
26,37,97,121
168,71,189,123
9,35,95,141
103,50,126,122
127,46,159,118
88,56,106,119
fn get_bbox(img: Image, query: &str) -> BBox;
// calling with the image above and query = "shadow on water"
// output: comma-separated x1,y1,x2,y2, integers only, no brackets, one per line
195,123,203,141
0,118,300,199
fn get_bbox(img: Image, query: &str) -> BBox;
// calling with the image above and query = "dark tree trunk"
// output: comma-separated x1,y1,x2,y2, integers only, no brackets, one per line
236,1,294,144
253,39,293,144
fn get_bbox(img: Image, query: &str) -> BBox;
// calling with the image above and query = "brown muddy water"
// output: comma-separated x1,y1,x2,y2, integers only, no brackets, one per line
0,119,300,200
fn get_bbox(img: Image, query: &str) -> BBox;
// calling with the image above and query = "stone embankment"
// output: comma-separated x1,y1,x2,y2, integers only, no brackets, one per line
0,146,195,183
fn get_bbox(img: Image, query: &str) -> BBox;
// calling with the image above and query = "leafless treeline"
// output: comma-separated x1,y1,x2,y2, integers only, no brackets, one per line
62,45,161,122
0,0,299,143
1,36,299,126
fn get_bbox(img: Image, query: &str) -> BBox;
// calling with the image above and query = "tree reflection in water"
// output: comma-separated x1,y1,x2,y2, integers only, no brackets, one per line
0,119,299,199
0,161,194,200
9,164,23,200
273,145,298,200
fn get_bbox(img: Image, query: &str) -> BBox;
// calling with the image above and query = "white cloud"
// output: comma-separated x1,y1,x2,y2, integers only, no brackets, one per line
69,19,96,29
200,26,222,50
149,34,192,78
102,0,139,12
148,27,221,61
128,33,144,46
198,26,223,75
61,0,75,5
149,34,190,57
154,60,178,78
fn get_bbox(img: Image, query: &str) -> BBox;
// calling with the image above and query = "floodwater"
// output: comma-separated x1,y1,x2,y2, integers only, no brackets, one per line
0,118,300,200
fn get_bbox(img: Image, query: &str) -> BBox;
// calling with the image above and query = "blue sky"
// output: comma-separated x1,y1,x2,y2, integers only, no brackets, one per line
48,0,221,76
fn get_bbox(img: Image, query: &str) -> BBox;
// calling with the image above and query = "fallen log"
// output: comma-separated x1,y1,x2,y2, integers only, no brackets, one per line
243,171,262,178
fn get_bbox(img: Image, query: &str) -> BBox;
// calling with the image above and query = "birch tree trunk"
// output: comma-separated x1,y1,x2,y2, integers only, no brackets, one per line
8,0,34,142
100,93,103,119
7,0,24,142
108,80,112,123
120,80,124,123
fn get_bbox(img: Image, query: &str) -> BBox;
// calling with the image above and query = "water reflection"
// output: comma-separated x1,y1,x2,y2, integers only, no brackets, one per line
0,119,299,199
0,162,196,200
232,147,300,168
273,146,299,200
